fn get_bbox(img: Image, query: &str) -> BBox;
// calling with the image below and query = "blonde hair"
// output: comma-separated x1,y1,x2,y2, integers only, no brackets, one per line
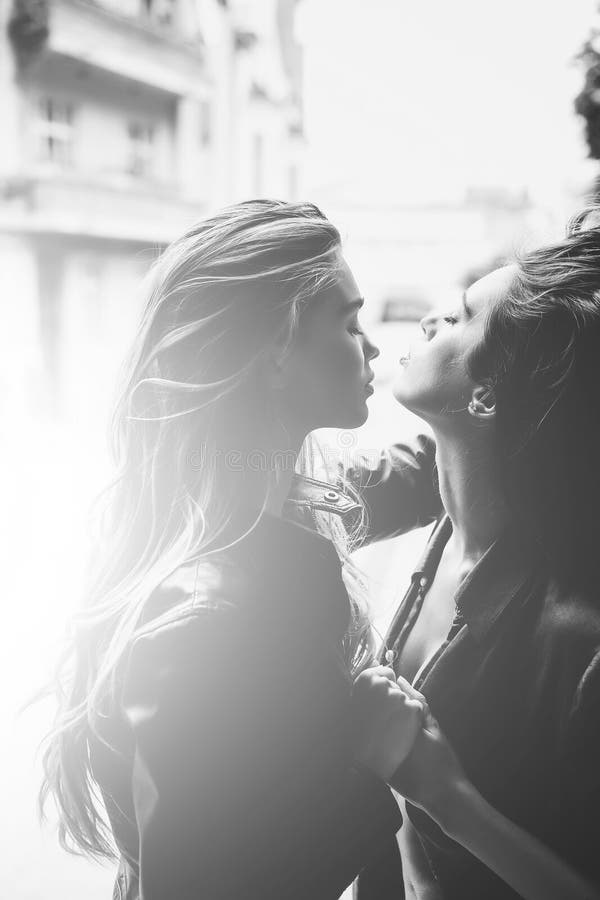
38,199,374,861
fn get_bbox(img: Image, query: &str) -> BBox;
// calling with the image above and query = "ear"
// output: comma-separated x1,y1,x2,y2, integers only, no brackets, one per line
468,384,496,421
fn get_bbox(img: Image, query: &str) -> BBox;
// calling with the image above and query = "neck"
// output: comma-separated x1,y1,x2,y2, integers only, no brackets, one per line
432,424,510,564
263,421,306,518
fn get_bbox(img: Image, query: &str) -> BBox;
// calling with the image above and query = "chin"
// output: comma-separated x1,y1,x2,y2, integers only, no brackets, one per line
336,401,369,430
356,395,371,424
355,405,369,426
393,366,424,409
392,376,412,408
394,387,430,424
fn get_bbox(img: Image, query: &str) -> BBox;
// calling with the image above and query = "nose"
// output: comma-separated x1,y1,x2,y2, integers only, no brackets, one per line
364,331,380,362
419,310,437,339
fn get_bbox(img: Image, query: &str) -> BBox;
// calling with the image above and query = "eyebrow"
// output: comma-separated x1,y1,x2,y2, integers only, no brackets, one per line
462,291,472,319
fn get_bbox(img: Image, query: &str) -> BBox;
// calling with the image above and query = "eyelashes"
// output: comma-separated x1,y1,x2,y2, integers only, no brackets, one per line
348,318,364,336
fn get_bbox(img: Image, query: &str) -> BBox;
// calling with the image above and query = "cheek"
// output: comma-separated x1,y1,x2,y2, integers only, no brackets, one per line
305,330,364,389
288,332,356,390
327,333,364,377
411,340,455,383
283,331,364,412
394,338,471,409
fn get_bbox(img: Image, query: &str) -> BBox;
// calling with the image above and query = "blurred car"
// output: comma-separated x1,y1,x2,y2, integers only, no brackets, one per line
379,290,433,323
368,288,433,385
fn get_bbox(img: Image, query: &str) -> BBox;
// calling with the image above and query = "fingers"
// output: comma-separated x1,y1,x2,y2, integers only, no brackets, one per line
353,666,398,696
396,675,430,715
353,666,430,734
356,668,430,712
385,692,426,723
383,693,427,767
354,668,425,722
366,665,398,682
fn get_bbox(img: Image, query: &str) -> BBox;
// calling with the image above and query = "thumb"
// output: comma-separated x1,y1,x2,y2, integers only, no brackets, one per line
423,707,441,736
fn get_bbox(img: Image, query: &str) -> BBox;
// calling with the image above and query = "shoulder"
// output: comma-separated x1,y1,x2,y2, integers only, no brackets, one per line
526,586,600,770
540,581,600,654
536,583,600,717
120,602,244,732
124,558,248,684
138,556,246,631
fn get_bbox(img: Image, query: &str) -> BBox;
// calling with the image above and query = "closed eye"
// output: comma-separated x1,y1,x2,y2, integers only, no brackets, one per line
443,315,458,325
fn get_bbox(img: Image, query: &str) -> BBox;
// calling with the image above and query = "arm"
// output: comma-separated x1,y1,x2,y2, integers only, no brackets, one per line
433,779,598,900
344,433,441,545
121,613,405,900
389,687,600,900
396,809,443,900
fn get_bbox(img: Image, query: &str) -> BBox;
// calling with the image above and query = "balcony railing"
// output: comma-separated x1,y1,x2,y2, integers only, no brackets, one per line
9,0,209,97
0,171,207,243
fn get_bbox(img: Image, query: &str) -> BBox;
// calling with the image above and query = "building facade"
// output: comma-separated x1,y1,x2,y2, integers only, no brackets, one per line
0,0,304,424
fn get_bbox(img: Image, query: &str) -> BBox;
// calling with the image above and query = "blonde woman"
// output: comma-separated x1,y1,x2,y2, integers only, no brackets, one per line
38,201,425,900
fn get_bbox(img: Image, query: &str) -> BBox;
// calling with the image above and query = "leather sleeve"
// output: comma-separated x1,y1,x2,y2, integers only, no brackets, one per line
121,610,403,900
344,433,441,545
560,647,600,886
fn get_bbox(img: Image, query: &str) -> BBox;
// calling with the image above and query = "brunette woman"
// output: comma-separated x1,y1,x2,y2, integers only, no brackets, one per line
356,209,600,899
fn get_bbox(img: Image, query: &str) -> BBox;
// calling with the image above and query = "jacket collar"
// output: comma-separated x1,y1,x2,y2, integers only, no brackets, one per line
438,515,539,643
283,472,362,525
228,470,359,576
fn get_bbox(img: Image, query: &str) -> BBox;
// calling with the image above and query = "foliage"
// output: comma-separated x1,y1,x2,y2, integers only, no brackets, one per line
7,0,49,69
574,11,600,161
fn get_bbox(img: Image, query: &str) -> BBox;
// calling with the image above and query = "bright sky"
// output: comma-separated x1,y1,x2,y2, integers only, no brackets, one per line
299,0,599,206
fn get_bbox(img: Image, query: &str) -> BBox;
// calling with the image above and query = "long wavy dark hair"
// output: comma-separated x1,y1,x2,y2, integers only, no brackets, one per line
37,200,373,862
468,207,600,592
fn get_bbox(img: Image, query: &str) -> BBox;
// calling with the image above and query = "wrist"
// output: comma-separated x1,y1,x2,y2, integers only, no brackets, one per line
431,776,481,837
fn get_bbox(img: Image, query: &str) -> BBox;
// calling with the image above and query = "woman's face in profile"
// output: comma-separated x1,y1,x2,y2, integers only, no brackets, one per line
280,252,380,432
392,264,517,423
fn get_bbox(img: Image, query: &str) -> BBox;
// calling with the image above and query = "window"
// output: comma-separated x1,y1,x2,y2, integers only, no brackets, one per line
35,97,76,168
127,121,155,177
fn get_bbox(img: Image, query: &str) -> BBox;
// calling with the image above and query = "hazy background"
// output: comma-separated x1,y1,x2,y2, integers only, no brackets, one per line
2,0,600,896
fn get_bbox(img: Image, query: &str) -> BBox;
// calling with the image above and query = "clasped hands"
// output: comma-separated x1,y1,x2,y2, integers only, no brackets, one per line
352,665,467,823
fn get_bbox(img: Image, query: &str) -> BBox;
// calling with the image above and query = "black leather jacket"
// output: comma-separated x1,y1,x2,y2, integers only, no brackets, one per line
89,454,438,900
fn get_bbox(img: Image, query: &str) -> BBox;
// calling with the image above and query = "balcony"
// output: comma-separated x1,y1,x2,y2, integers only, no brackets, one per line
0,170,206,243
43,0,210,99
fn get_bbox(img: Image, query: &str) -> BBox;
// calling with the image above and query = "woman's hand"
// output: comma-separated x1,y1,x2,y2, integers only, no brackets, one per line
351,666,425,782
388,677,468,829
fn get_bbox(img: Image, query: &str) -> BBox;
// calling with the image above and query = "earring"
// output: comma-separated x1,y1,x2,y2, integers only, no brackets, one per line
468,399,495,419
